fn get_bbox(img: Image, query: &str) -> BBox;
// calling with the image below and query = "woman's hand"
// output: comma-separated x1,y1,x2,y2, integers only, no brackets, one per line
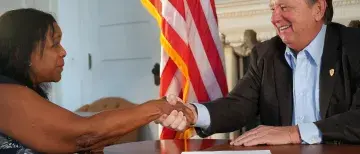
148,97,195,125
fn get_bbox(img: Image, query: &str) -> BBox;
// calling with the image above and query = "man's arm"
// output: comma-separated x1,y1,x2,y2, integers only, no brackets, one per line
157,45,264,138
314,28,360,144
314,88,360,143
298,123,322,144
194,47,263,137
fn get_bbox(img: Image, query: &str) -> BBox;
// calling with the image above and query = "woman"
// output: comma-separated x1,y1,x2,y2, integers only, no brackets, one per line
0,8,192,153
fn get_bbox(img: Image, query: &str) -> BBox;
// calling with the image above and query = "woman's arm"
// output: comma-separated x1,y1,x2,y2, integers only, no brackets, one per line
0,84,191,153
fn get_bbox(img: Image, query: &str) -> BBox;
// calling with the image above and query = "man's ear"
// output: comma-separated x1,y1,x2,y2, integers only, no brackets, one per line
313,0,327,22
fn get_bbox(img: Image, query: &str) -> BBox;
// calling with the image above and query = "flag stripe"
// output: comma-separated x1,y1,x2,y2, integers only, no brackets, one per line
162,20,210,101
160,58,178,96
161,0,213,101
164,70,183,97
142,0,162,26
200,0,225,70
160,48,168,76
183,0,224,100
185,0,228,96
168,0,186,20
162,0,188,44
162,0,224,102
159,33,191,102
209,0,218,24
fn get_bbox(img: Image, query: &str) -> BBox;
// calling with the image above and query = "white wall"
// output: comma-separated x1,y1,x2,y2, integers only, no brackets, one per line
55,0,161,140
55,0,161,111
54,0,87,111
0,0,161,140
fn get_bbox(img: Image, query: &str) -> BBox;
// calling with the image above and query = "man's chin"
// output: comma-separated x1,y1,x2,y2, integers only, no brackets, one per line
280,37,294,47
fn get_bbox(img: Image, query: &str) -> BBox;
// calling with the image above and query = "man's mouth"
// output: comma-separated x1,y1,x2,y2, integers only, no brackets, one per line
279,25,291,31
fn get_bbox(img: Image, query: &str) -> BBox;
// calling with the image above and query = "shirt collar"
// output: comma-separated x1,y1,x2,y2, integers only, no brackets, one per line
284,24,327,67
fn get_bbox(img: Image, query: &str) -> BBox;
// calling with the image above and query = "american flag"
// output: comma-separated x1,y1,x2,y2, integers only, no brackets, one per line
141,0,228,139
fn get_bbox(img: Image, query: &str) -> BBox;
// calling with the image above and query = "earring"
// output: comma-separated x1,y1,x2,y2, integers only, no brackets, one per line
29,62,32,67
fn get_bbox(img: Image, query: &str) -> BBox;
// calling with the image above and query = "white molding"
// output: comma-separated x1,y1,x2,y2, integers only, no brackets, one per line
22,0,35,8
217,0,360,18
218,9,270,18
216,0,267,8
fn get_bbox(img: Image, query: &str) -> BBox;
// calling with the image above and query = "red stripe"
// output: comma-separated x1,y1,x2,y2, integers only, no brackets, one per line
162,18,210,102
185,0,228,96
160,59,178,97
161,127,177,139
210,0,218,24
168,0,186,20
149,0,162,14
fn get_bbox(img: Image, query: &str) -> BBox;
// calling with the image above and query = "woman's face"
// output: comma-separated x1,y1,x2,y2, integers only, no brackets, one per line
30,22,66,84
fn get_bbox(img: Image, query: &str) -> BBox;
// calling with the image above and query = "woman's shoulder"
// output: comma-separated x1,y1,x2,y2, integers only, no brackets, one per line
0,75,30,98
0,75,48,100
0,75,22,85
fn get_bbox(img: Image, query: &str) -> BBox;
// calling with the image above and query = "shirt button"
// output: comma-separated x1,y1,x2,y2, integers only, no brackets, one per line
311,137,320,143
311,138,316,143
296,116,304,123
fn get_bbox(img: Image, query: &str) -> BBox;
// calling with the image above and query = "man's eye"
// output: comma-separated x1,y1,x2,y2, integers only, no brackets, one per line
280,6,288,11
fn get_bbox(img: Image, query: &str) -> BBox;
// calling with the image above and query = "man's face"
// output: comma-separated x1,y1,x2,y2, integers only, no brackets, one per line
270,0,325,51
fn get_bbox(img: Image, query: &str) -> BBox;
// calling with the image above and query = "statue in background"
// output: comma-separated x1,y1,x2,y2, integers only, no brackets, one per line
348,20,360,28
233,29,259,77
234,29,259,57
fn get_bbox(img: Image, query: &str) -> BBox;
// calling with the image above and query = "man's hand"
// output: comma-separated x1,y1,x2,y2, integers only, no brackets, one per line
150,96,195,125
230,125,301,146
155,95,197,132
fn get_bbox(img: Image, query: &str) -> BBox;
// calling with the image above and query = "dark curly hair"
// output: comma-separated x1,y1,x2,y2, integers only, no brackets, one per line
0,8,57,99
348,20,360,28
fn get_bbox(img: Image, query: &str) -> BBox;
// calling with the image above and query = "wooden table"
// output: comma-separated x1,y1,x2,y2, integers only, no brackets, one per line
103,139,360,154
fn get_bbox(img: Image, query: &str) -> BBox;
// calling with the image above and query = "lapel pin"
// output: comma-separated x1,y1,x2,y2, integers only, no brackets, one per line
329,69,335,77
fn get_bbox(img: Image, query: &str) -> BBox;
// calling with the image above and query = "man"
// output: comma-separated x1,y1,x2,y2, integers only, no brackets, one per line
160,0,360,146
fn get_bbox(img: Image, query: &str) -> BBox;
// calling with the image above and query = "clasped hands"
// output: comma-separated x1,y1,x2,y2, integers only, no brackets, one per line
154,96,302,146
154,95,197,131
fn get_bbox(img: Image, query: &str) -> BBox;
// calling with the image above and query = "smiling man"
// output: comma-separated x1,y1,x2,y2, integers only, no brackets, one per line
159,0,360,146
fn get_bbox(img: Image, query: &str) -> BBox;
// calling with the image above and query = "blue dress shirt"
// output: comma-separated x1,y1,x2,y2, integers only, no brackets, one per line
193,24,327,144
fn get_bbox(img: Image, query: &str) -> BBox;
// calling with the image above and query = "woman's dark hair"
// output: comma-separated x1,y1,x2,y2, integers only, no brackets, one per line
0,8,57,99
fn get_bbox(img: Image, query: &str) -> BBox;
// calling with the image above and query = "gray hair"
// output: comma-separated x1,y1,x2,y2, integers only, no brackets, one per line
307,0,333,24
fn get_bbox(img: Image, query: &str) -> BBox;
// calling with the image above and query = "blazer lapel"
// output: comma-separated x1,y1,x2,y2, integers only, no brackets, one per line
319,24,341,119
273,38,293,126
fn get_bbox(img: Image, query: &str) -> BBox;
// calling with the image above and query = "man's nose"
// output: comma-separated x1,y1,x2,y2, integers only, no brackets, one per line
271,8,282,24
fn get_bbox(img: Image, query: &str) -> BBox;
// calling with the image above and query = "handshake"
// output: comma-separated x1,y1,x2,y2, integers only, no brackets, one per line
150,95,198,132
